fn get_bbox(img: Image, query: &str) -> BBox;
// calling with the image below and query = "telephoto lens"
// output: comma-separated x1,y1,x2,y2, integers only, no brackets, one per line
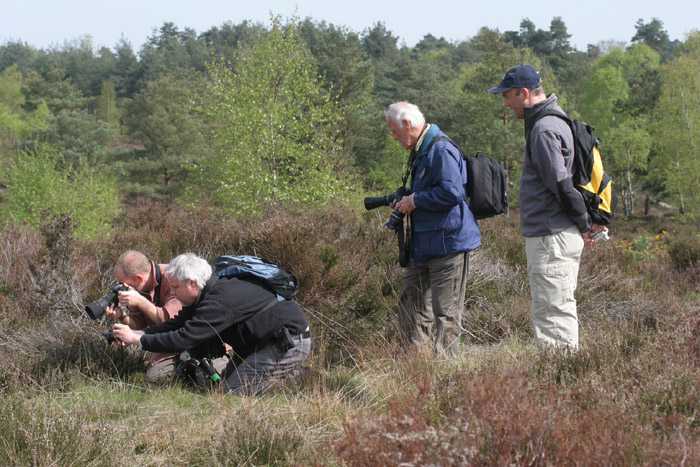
84,282,129,320
363,192,396,210
85,292,118,320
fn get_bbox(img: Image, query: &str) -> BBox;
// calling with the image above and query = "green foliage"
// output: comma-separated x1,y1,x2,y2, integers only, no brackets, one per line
195,15,354,215
620,231,667,263
38,109,118,170
2,17,698,213
577,44,660,217
648,41,700,213
362,22,404,104
632,18,673,58
22,63,87,113
456,28,538,198
0,64,24,112
602,117,652,216
298,19,377,172
122,74,210,199
94,79,119,127
137,22,212,86
364,134,406,193
0,65,52,160
579,58,629,128
2,144,120,238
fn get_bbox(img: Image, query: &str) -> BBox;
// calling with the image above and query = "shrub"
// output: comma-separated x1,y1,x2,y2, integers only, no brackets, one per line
668,237,700,270
2,144,121,238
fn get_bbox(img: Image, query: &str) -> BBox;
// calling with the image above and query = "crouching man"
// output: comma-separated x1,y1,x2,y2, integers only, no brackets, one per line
112,253,311,395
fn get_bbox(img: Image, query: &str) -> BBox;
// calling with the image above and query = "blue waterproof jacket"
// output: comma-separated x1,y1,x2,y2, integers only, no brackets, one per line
408,125,481,264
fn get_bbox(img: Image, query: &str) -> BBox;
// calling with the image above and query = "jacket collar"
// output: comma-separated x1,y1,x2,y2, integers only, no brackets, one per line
415,124,440,160
524,93,558,135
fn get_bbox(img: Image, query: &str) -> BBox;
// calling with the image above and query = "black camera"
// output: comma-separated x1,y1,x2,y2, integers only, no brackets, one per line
84,281,130,320
102,331,115,344
176,351,222,384
363,187,410,231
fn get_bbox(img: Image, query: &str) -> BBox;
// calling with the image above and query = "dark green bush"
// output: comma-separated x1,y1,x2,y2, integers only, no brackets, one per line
668,237,700,270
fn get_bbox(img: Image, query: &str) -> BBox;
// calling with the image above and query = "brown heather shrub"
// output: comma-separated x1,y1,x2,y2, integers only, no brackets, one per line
459,214,533,345
0,224,42,321
335,367,633,465
6,199,700,464
668,237,700,271
4,200,406,378
336,359,700,465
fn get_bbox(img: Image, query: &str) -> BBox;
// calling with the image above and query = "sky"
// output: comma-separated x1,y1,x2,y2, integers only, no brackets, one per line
0,0,696,53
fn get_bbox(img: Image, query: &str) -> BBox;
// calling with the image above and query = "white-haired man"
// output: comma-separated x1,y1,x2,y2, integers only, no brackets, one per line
113,253,310,394
385,101,481,356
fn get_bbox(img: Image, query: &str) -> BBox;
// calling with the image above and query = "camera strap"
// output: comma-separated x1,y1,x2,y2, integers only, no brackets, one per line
397,149,420,268
396,124,429,268
153,261,162,306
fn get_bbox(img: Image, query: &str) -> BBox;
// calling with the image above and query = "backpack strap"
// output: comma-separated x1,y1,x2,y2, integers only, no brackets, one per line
427,135,470,202
526,109,571,156
428,135,465,159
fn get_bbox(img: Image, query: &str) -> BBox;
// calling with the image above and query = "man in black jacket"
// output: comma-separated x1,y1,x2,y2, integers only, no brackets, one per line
112,253,311,395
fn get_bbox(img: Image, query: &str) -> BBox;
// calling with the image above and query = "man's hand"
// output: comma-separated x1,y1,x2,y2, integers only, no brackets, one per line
582,223,607,246
117,288,147,310
394,193,416,215
104,303,126,321
111,323,144,346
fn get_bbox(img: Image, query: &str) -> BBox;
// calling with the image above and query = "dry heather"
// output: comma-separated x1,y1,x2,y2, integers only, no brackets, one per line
1,201,700,465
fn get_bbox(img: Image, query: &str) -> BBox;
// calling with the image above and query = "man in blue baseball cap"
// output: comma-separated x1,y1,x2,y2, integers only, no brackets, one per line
488,65,598,351
487,64,542,95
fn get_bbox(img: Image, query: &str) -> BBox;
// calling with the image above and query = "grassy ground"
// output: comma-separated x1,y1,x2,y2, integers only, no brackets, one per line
1,201,700,465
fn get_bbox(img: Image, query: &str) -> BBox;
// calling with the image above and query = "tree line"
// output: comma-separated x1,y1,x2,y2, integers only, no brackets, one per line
0,15,698,237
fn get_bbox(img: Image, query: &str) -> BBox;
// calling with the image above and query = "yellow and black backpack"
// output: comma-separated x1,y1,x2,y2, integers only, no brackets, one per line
531,110,617,225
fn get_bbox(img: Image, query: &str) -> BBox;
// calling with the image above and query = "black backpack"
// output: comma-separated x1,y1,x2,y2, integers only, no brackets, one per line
213,255,299,300
529,111,617,226
430,136,508,220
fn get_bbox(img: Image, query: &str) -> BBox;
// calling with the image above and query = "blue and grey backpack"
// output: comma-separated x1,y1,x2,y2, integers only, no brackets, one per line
213,254,299,300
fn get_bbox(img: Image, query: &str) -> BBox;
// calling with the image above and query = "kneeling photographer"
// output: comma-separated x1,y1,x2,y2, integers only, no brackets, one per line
86,250,188,383
380,102,481,356
112,253,311,396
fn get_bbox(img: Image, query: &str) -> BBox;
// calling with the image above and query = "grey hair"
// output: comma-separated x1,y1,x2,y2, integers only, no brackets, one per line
165,253,212,288
384,101,425,127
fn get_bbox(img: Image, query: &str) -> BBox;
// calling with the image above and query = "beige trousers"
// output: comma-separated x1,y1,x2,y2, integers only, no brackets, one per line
525,225,583,350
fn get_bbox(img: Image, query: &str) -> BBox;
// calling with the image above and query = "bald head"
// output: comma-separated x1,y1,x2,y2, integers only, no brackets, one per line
115,250,151,280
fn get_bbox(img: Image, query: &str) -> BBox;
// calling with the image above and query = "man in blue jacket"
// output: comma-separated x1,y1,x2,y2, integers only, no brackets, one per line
386,101,481,356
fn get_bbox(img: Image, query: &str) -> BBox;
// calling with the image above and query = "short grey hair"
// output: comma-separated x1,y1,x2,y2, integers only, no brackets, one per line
165,253,212,288
385,101,425,127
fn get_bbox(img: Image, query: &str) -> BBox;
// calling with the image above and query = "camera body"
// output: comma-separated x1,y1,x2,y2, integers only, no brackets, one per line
176,351,222,384
363,187,411,231
84,281,130,320
591,227,609,242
